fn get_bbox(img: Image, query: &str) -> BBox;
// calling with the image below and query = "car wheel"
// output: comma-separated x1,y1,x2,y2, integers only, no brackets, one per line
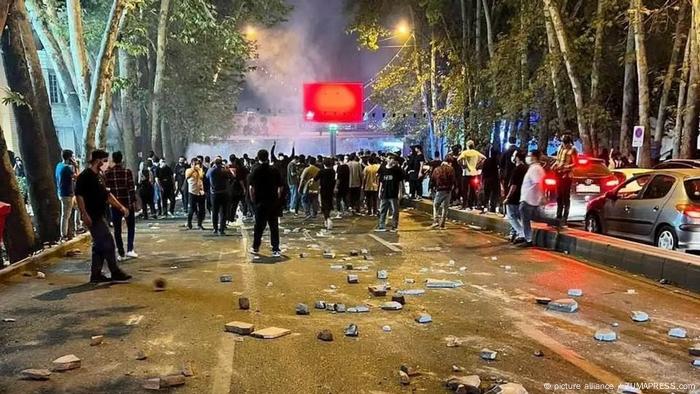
585,213,602,234
655,226,678,250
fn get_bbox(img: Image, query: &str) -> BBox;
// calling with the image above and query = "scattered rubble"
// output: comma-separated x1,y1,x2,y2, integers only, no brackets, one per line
135,350,148,360
445,375,481,392
397,289,425,296
347,274,359,284
404,278,416,284
692,359,700,368
315,301,327,309
368,285,387,296
533,350,544,357
181,361,195,377
534,297,551,305
347,305,370,313
446,336,463,347
349,250,359,256
391,295,406,305
383,325,392,332
36,271,46,279
65,249,82,257
490,383,528,394
668,327,687,338
52,354,81,371
335,304,346,313
617,383,642,394
594,328,617,342
238,297,250,310
547,298,578,313
250,327,291,339
377,270,388,280
689,344,700,356
567,289,583,297
399,370,411,385
3,318,16,323
295,303,310,315
219,275,233,283
381,301,403,310
143,375,186,390
90,335,104,346
415,313,432,324
630,311,649,322
452,365,464,372
480,348,498,360
317,329,334,342
344,324,358,337
153,278,167,291
225,321,255,335
426,279,463,288
20,369,51,381
323,250,336,259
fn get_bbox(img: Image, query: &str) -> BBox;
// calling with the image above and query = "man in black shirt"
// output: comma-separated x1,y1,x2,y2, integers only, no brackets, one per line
406,145,425,199
315,157,336,230
174,156,189,212
499,136,518,192
156,159,176,216
504,149,528,244
481,147,501,213
375,153,405,232
249,149,284,257
207,157,233,235
75,149,132,283
335,155,350,214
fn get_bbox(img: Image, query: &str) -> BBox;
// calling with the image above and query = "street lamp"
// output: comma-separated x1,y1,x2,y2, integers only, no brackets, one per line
395,21,410,37
244,25,257,39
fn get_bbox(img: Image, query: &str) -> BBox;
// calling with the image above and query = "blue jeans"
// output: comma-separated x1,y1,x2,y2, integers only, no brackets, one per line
111,207,135,255
433,191,451,227
288,184,299,212
506,204,523,239
519,202,539,242
378,198,399,229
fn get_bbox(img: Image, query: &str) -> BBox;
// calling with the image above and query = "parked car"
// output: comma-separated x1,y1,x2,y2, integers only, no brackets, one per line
585,169,700,252
654,159,700,169
539,157,620,222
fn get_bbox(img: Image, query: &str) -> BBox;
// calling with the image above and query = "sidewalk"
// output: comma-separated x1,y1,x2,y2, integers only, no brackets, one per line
406,199,700,293
0,234,90,281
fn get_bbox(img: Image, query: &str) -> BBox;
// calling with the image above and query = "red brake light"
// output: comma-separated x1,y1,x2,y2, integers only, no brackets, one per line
677,204,700,218
578,158,589,165
544,178,557,186
605,179,619,187
471,177,480,186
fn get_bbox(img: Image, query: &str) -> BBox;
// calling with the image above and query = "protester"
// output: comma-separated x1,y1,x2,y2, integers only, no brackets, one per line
249,149,284,257
185,158,206,230
228,159,247,223
75,150,132,283
104,151,138,260
376,153,404,232
430,156,456,229
457,140,485,209
299,157,320,219
207,157,232,235
551,132,578,227
347,154,363,213
335,155,350,215
174,156,189,212
362,157,380,215
406,145,425,199
316,157,336,230
287,155,301,213
504,150,528,244
157,159,176,217
519,150,546,247
481,147,501,213
138,167,157,220
55,149,77,240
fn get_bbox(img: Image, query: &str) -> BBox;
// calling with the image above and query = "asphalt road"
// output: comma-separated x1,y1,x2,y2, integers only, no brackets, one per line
0,208,699,394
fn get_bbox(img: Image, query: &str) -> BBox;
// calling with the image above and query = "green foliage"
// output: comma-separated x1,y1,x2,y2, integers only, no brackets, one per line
1,89,31,110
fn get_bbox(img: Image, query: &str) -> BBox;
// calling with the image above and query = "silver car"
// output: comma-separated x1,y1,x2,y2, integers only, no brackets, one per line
585,169,700,252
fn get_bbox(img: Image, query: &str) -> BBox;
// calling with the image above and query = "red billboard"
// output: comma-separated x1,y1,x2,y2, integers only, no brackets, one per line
303,82,364,123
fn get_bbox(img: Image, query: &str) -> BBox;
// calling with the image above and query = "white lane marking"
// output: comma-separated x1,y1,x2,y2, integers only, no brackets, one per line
210,336,237,394
368,234,402,252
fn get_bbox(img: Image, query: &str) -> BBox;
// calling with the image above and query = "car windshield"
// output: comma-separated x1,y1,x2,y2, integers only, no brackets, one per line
685,179,700,202
573,162,610,177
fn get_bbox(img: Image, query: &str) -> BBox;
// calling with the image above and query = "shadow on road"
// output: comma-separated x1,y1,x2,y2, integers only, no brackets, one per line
33,283,113,302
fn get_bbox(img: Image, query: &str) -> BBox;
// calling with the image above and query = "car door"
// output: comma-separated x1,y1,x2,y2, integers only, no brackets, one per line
603,175,652,236
631,174,677,238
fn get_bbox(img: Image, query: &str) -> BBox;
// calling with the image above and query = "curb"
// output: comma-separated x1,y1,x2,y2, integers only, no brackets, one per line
0,233,90,281
406,199,700,294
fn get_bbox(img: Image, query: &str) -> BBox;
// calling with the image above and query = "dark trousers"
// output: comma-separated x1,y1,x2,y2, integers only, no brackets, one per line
556,175,573,223
482,178,500,213
365,190,378,215
187,194,205,228
409,176,422,198
212,193,229,232
162,184,176,214
321,193,334,219
253,204,280,252
180,184,189,212
349,187,361,211
88,218,123,279
336,188,348,211
461,176,478,208
229,195,243,221
111,207,135,256
139,189,156,219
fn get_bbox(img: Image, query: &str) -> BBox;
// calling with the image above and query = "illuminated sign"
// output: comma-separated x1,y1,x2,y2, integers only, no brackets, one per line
303,82,364,124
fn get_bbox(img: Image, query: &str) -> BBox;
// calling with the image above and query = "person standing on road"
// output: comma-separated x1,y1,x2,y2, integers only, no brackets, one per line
185,158,206,230
75,150,132,283
457,140,485,210
174,156,189,213
481,147,501,213
104,151,138,260
362,157,380,215
347,154,363,213
499,136,518,193
505,150,528,244
156,159,176,217
316,157,337,230
207,157,232,235
407,145,425,200
138,167,157,220
335,155,350,216
552,133,578,228
287,156,301,214
299,157,320,219
375,153,405,232
430,156,456,229
519,150,546,247
55,149,77,241
249,149,284,257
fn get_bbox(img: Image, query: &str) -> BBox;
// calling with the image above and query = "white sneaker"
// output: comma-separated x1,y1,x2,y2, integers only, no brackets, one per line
271,250,282,258
326,218,333,230
125,251,139,258
333,213,342,219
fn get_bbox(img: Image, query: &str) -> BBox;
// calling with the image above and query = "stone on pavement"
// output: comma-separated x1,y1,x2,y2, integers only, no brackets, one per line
567,288,583,297
534,297,551,305
52,354,81,371
547,298,578,313
631,311,649,322
391,295,406,305
480,348,498,360
347,274,359,284
399,370,410,385
668,327,687,338
225,321,255,335
317,329,334,342
689,344,700,356
20,369,51,380
377,270,388,279
415,313,432,324
426,279,463,288
90,335,104,346
296,303,310,315
445,375,481,391
135,350,148,360
381,301,403,310
238,297,250,310
315,301,327,309
182,361,195,377
368,285,387,296
344,324,358,337
594,328,617,342
219,275,233,283
251,327,292,339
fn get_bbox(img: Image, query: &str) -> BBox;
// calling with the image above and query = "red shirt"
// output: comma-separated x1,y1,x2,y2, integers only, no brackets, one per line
431,164,456,191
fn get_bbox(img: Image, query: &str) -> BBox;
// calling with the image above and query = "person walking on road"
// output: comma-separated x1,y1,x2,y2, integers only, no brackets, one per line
362,157,380,215
375,153,404,232
55,149,77,241
552,132,578,228
287,156,301,214
249,149,284,257
104,152,138,260
299,157,320,219
430,156,456,229
504,150,528,244
519,150,546,247
316,157,337,230
207,157,232,235
138,166,157,220
347,154,363,213
156,159,176,217
75,150,132,283
185,158,206,230
457,140,485,210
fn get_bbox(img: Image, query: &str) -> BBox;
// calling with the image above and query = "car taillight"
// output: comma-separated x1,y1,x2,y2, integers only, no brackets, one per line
677,204,700,218
471,177,480,186
578,158,589,165
544,178,557,187
605,179,619,187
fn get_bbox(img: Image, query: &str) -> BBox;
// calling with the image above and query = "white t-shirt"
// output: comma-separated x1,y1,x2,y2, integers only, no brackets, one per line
520,163,545,206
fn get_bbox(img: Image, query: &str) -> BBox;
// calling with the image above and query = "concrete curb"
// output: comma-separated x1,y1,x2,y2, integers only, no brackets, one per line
406,199,700,294
0,234,90,281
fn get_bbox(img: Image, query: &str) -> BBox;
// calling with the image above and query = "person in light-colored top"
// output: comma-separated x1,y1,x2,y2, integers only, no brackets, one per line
185,158,206,230
457,140,485,209
362,158,381,215
519,150,546,246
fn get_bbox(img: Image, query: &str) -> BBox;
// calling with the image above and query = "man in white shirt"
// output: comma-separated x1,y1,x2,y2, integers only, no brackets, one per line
519,150,545,247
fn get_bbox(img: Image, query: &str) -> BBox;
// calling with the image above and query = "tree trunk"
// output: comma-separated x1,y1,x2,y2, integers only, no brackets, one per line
673,34,692,159
481,0,494,59
4,0,61,243
66,0,90,118
655,0,688,144
631,0,652,167
475,0,481,68
544,0,591,153
161,118,176,163
520,0,529,148
620,23,636,156
119,50,138,173
96,55,117,149
589,0,607,155
680,26,699,159
150,0,171,158
544,11,566,131
82,0,127,156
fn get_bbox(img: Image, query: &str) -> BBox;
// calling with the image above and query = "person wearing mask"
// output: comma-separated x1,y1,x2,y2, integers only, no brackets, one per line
335,155,350,216
299,157,320,219
430,156,456,229
138,167,156,219
228,159,247,223
203,156,212,214
55,149,77,241
347,154,363,213
499,136,518,196
316,157,337,230
207,157,232,235
362,157,380,215
504,150,528,244
75,150,132,283
457,140,486,210
551,132,578,227
481,147,501,213
174,156,189,212
248,149,284,257
406,145,425,199
287,156,301,214
185,158,206,230
375,153,405,232
156,159,176,217
104,151,138,260
519,150,546,247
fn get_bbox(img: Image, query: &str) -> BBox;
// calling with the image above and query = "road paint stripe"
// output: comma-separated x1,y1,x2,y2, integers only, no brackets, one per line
368,234,402,252
210,336,237,394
